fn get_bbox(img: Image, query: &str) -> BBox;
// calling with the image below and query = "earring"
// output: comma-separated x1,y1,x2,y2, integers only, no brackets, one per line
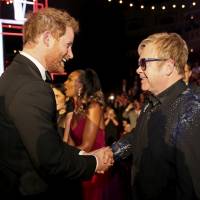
78,88,82,97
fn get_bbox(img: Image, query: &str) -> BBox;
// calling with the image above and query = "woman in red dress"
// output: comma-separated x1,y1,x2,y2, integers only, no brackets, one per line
64,68,106,200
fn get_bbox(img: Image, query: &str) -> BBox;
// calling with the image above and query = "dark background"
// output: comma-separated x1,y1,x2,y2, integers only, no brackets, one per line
1,0,200,93
48,0,129,93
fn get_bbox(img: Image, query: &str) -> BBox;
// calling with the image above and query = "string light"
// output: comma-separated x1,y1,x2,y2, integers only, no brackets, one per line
104,0,198,11
172,4,176,8
181,4,186,9
106,0,197,52
140,5,144,9
0,0,13,4
129,3,133,7
192,2,196,6
161,5,166,10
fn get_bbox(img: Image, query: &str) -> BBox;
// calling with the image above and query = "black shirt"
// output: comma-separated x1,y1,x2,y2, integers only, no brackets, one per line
124,80,200,200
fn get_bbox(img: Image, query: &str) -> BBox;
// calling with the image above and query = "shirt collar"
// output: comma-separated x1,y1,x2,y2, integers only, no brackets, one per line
145,79,187,110
19,51,46,81
156,79,187,105
147,94,160,108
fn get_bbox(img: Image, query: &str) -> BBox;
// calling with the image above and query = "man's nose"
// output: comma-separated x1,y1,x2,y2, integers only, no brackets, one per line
136,66,142,74
67,48,73,60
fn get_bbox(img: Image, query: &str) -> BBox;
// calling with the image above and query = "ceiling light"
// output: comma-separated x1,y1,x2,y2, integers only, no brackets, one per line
181,4,186,8
192,2,196,6
161,6,166,10
129,3,133,7
172,4,176,8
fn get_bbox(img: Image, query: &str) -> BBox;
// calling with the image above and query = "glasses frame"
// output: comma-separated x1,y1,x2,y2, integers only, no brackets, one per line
138,58,168,71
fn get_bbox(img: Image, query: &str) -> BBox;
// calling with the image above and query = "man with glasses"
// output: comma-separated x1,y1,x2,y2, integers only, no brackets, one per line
112,32,200,199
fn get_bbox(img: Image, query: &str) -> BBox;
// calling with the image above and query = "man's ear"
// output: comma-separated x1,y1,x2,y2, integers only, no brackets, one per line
164,59,175,76
43,31,52,47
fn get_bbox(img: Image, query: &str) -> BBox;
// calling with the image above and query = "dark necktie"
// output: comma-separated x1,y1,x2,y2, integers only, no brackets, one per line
45,71,52,83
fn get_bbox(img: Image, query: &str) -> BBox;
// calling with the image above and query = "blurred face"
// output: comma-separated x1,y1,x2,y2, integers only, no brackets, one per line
124,123,131,132
183,64,192,85
64,71,80,98
47,27,74,72
133,99,141,110
122,120,128,127
136,43,169,95
52,88,66,111
107,108,115,117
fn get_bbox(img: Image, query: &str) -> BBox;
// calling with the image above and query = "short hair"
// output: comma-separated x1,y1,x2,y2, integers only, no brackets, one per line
138,32,188,75
23,7,79,44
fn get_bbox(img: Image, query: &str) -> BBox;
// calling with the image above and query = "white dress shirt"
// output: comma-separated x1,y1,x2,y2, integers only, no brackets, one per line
20,51,46,81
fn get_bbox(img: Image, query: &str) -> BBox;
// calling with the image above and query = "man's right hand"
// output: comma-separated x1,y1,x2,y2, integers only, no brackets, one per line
80,147,114,173
93,147,114,173
82,147,114,174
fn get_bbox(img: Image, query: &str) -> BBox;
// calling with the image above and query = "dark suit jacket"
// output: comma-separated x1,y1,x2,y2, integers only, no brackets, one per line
0,54,96,197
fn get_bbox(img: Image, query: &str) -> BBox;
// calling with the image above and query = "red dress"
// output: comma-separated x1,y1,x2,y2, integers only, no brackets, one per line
70,117,106,200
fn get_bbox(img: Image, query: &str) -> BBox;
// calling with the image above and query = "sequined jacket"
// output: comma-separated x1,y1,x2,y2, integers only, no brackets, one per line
124,80,200,200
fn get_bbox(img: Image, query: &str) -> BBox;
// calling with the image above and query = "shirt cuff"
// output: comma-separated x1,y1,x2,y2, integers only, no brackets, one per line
79,150,86,155
79,150,98,172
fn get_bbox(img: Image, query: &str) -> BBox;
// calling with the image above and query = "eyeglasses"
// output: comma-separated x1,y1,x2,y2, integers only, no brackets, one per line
138,58,168,71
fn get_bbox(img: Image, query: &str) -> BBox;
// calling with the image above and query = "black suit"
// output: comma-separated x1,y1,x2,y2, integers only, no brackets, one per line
0,54,96,197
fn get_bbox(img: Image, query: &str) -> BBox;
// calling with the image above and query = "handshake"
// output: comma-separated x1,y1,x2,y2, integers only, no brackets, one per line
82,139,133,174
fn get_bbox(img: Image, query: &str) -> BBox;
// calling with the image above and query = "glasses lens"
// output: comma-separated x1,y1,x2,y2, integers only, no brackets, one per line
139,58,146,71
